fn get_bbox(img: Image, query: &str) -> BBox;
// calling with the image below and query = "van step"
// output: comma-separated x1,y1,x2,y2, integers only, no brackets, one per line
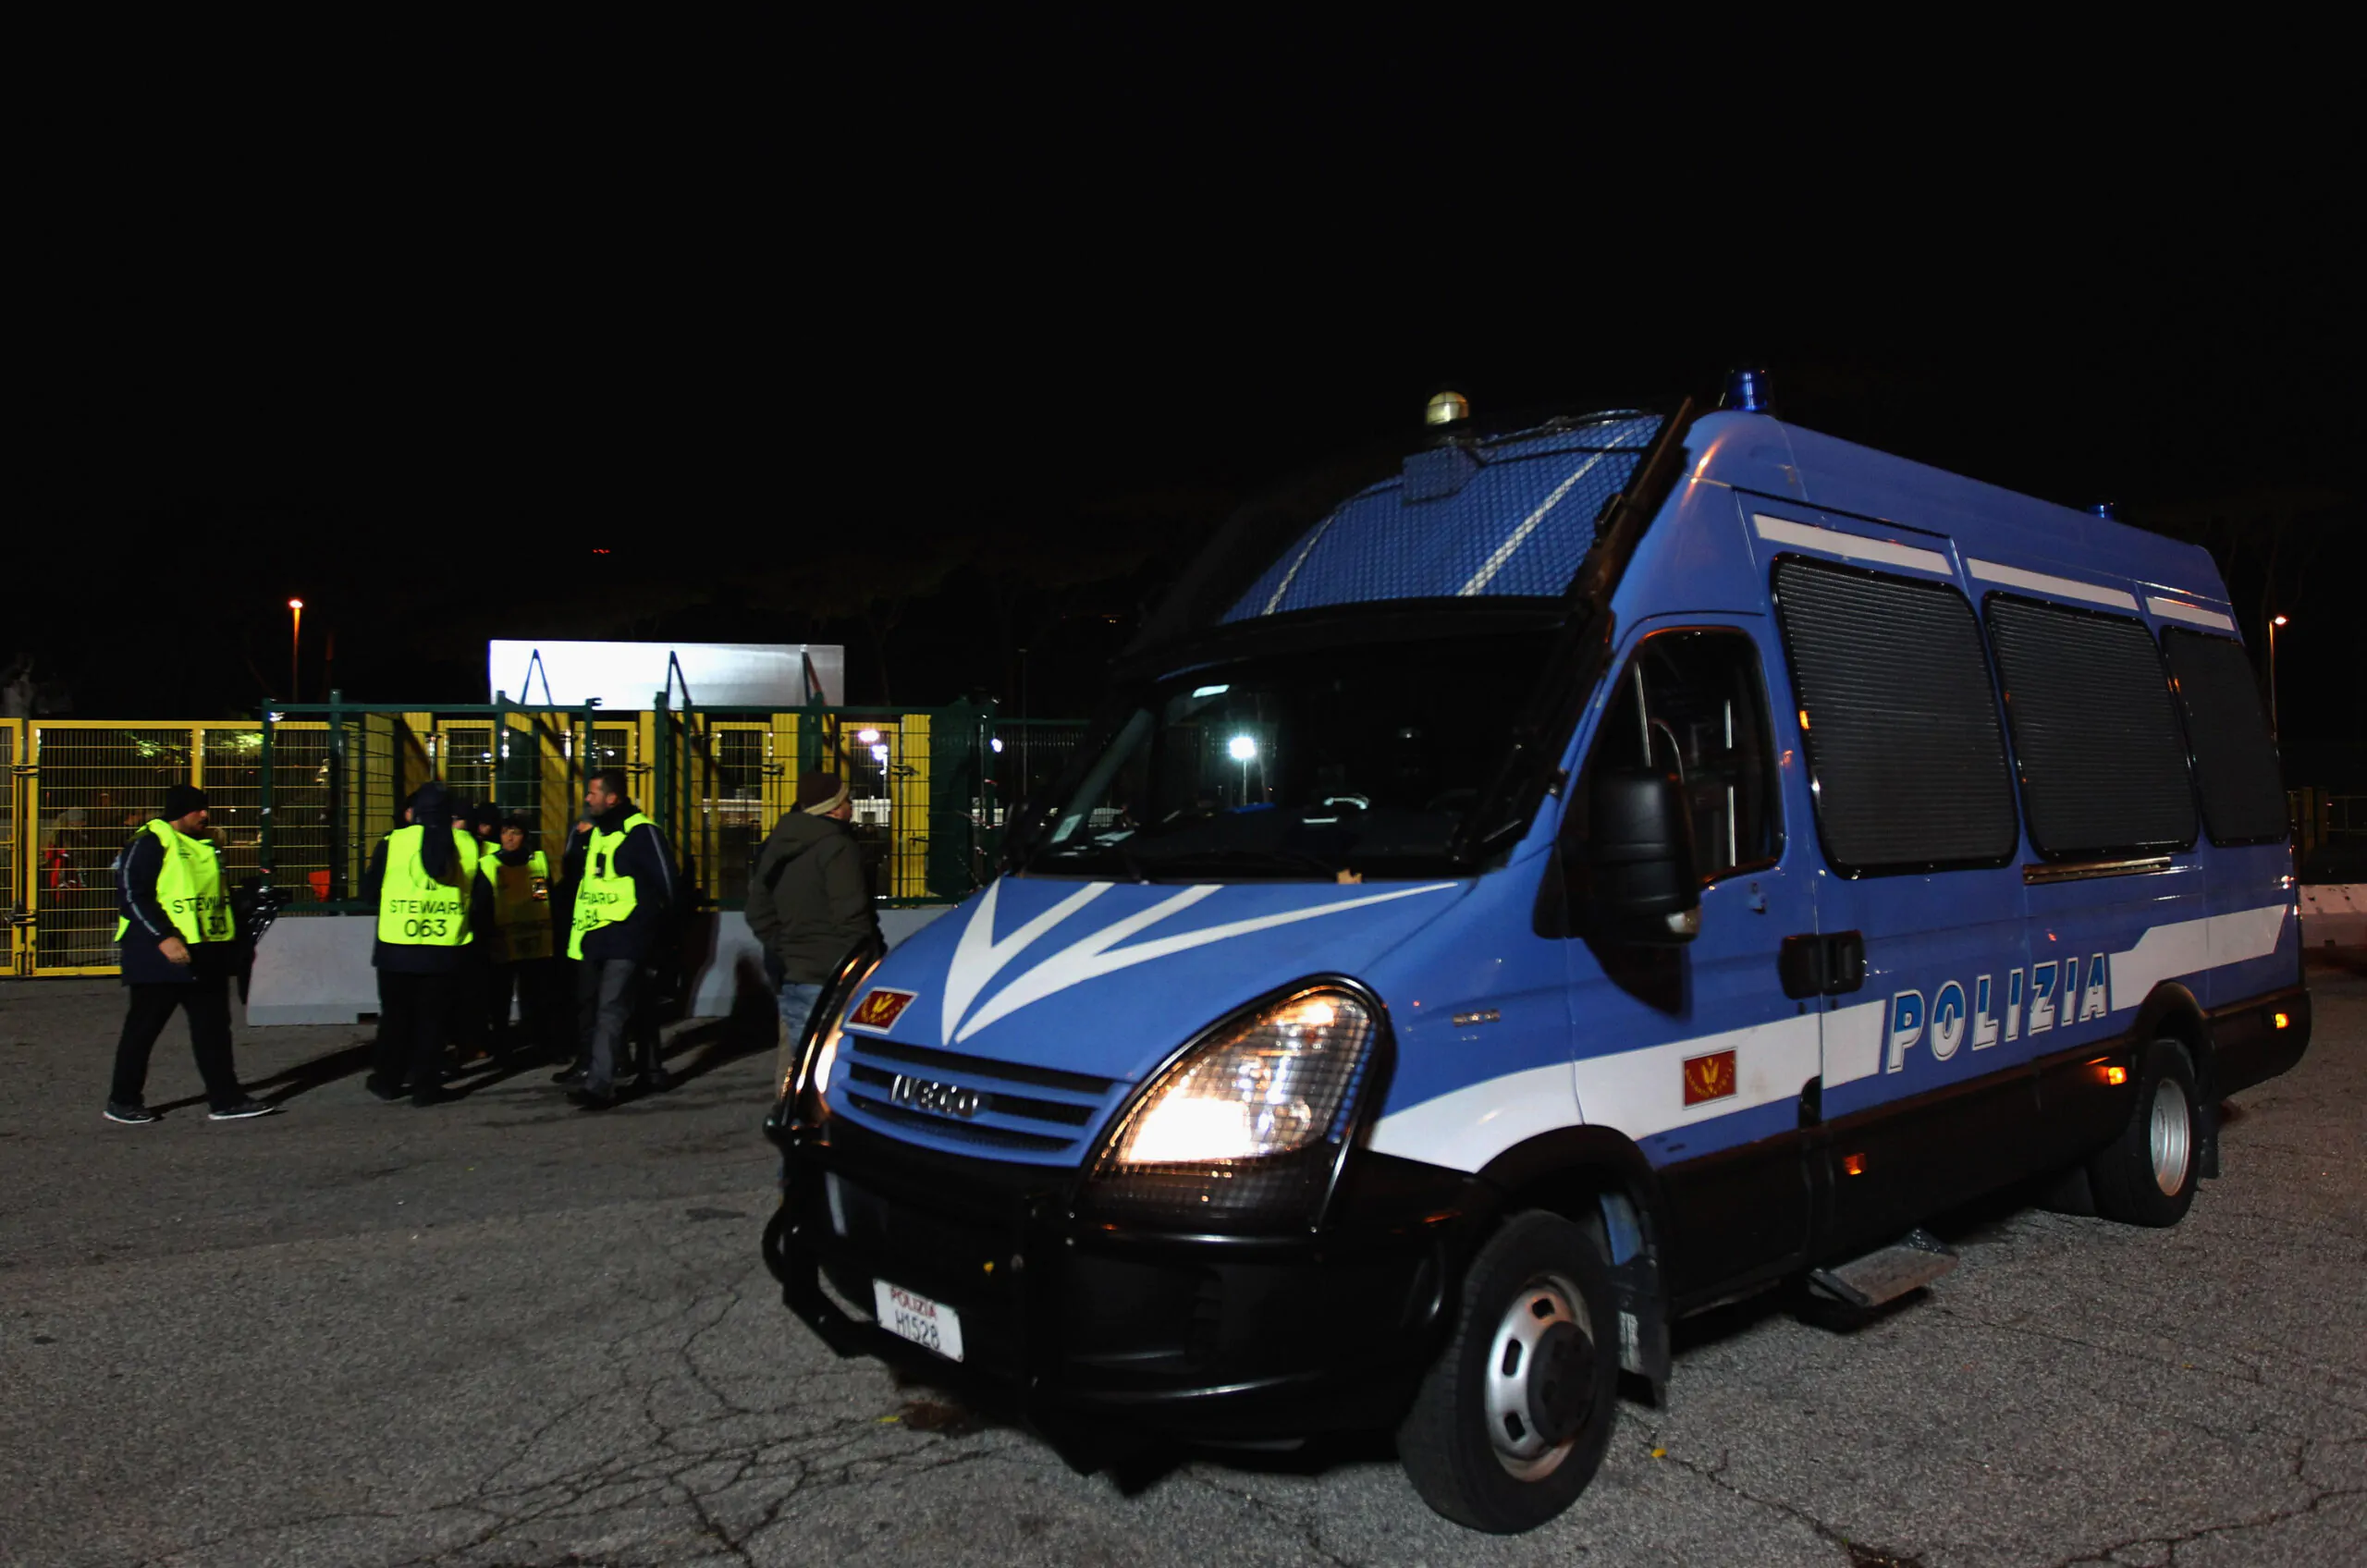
1807,1228,1958,1309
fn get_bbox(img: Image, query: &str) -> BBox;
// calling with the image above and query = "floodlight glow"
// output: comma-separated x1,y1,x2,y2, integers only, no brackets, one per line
1227,735,1257,762
855,728,881,744
989,737,1004,753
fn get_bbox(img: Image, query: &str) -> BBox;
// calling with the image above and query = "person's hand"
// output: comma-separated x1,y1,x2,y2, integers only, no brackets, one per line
159,936,190,965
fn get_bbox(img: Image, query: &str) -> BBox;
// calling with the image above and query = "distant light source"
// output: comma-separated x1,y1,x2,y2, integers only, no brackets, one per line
989,736,1004,753
855,728,881,744
2089,502,2118,521
288,597,303,611
1227,734,1257,762
1723,366,1772,413
2273,614,2289,627
1425,390,1469,426
1842,1153,1866,1177
870,743,889,766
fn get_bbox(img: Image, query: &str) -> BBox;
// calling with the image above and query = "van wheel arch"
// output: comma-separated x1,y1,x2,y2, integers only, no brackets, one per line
1476,1129,1672,1395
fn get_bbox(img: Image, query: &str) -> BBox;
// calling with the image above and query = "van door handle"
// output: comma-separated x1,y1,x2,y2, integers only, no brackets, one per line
1779,931,1867,998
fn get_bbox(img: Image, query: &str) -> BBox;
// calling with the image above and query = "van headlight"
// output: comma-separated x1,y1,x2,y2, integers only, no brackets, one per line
1085,986,1380,1231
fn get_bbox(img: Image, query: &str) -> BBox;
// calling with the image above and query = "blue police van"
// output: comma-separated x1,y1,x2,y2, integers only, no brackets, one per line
764,386,2310,1532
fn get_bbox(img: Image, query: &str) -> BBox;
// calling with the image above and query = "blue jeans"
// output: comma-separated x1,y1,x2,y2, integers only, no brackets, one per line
775,981,826,1091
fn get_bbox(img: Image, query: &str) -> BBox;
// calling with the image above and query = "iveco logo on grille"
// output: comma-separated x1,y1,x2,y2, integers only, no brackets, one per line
889,1073,984,1121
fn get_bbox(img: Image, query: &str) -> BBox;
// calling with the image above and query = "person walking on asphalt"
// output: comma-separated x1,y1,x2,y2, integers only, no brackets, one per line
362,782,493,1107
104,783,277,1123
747,771,878,1090
560,767,676,1109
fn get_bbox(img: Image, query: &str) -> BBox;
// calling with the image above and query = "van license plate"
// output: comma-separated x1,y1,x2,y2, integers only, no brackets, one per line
873,1279,964,1362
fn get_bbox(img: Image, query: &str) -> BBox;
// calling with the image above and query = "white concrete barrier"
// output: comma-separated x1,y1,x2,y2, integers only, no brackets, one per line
2300,885,2367,949
245,904,957,1027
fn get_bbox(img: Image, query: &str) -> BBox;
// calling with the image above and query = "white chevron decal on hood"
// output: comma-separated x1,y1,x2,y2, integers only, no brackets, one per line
950,881,1459,1044
938,878,1111,1043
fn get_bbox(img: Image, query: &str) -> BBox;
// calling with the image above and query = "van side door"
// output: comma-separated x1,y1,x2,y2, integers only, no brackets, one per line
1562,619,1815,1302
1759,525,2035,1256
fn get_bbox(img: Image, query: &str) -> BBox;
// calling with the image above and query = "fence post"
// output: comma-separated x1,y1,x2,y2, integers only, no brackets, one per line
651,689,671,834
328,688,348,903
258,706,276,881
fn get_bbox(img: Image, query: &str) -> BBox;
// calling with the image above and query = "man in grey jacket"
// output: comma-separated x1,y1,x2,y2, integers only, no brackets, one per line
746,772,878,1085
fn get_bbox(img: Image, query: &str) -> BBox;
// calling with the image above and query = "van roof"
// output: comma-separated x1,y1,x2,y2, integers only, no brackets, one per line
1686,410,2230,610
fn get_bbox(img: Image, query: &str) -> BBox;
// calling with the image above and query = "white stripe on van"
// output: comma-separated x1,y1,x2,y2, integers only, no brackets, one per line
2109,903,2288,1010
1368,905,2289,1176
1753,515,1953,576
2144,595,2237,632
1965,559,2140,611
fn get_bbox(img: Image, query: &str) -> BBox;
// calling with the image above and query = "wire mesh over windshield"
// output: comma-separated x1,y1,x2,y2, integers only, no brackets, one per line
1220,415,1662,621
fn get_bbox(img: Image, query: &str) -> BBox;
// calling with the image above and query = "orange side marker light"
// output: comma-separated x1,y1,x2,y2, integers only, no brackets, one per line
2273,1011,2291,1030
2105,1065,2128,1085
1842,1153,1866,1177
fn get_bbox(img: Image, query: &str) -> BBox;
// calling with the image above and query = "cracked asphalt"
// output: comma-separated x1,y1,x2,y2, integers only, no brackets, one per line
3,962,2361,1568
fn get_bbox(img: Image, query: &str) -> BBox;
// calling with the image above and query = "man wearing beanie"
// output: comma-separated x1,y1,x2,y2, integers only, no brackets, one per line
104,784,276,1123
747,770,878,1089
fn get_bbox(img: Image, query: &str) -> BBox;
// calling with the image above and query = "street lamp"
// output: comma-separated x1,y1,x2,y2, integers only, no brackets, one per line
1228,733,1257,803
288,599,304,703
2268,615,2288,737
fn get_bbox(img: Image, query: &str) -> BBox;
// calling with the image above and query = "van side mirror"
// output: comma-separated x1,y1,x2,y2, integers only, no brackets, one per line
1571,768,1701,945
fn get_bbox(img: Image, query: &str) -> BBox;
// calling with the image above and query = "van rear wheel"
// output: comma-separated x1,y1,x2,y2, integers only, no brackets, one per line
1396,1210,1620,1533
2087,1039,2200,1227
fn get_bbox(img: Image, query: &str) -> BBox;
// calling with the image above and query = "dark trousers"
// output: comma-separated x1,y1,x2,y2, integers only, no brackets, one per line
576,958,659,1095
374,971,457,1095
112,976,243,1111
489,959,563,1060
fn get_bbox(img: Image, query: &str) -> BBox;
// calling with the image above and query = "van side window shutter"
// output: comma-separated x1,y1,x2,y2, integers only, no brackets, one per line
1772,559,2019,875
2160,630,2287,844
1984,598,2196,857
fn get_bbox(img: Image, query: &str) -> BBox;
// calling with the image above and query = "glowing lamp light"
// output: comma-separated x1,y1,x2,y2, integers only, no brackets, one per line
2105,1065,2128,1085
1723,366,1772,413
1841,1153,1866,1177
1227,734,1257,762
870,743,889,766
2273,615,2289,627
288,597,303,611
2273,1011,2291,1030
855,728,881,744
989,737,1004,753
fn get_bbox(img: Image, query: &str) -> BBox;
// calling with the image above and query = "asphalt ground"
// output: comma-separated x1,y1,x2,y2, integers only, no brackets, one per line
2,962,2361,1568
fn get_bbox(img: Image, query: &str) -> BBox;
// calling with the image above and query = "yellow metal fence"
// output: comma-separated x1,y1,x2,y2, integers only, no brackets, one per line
4,704,1079,978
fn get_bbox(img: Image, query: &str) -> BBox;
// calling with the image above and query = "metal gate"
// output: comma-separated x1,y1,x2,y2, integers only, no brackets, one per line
10,722,263,977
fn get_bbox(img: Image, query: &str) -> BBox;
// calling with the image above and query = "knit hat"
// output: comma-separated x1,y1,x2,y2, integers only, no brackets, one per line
164,783,209,820
796,771,850,815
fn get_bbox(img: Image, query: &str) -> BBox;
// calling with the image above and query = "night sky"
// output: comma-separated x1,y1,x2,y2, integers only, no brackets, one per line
19,45,2361,784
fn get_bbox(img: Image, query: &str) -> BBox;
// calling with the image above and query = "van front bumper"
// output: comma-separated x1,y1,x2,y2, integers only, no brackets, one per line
765,1115,1488,1444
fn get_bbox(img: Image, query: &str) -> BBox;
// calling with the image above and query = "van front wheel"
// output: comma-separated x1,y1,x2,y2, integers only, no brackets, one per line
1396,1210,1620,1533
2087,1039,2200,1227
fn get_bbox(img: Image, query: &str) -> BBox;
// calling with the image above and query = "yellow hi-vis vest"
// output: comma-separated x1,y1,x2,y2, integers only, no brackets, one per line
376,826,481,946
568,813,651,960
113,819,233,945
481,847,552,962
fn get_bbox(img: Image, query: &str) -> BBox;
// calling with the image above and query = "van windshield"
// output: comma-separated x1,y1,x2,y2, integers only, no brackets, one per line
1025,628,1555,880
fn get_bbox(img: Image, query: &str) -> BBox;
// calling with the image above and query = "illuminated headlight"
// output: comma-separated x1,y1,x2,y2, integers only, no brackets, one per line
1087,987,1379,1231
781,951,881,1121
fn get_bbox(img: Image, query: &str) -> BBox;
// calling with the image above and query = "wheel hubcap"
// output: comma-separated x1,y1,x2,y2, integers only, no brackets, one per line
1482,1272,1595,1480
2149,1076,2191,1195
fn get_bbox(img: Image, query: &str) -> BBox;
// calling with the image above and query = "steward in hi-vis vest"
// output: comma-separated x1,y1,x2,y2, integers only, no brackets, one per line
362,783,495,1108
483,841,553,962
376,825,482,948
560,769,678,1108
104,783,274,1123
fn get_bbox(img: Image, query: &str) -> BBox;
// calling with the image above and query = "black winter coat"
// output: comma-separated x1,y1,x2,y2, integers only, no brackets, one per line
746,813,877,985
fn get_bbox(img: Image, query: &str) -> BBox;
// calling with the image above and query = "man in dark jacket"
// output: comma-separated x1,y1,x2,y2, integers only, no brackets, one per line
561,768,676,1109
746,772,878,1086
362,782,496,1107
104,784,276,1123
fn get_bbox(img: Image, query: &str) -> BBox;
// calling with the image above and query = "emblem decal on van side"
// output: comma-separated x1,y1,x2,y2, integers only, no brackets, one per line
1681,1049,1737,1106
847,988,918,1033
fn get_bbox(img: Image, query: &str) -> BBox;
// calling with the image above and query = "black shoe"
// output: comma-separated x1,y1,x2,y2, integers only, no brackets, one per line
208,1097,280,1121
411,1087,450,1109
104,1101,159,1125
365,1077,405,1103
551,1066,587,1086
634,1066,675,1094
568,1087,616,1111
